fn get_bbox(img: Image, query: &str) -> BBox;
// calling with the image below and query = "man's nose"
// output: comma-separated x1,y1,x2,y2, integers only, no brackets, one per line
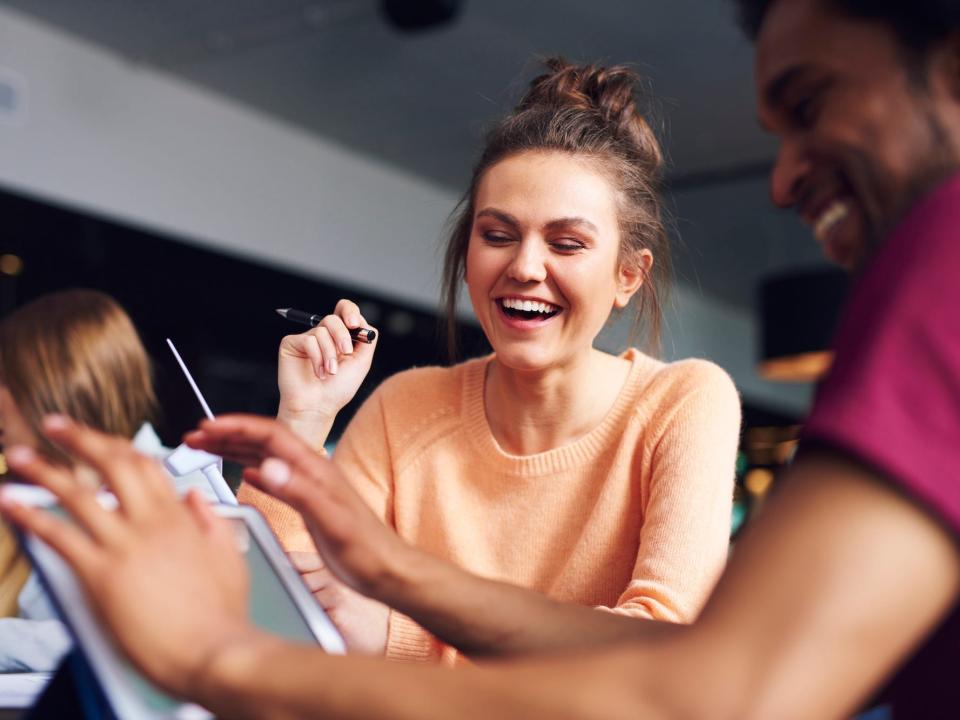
770,139,811,208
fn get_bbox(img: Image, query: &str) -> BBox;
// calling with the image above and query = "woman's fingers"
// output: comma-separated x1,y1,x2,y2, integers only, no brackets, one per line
282,333,326,380
320,314,353,358
301,568,337,594
288,551,325,574
311,325,340,376
334,299,364,331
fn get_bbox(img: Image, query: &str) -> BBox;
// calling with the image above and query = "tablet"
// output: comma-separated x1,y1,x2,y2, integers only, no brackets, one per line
7,485,345,719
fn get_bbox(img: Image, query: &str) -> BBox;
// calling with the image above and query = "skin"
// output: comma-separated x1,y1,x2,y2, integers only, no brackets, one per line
4,2,960,717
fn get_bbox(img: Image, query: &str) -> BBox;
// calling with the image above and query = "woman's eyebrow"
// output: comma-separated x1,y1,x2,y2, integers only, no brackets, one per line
544,217,599,234
475,208,520,228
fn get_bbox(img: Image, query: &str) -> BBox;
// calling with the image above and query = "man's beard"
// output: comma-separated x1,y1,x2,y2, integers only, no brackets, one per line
843,110,959,274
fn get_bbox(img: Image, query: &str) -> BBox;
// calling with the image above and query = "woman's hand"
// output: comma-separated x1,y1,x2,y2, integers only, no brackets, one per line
277,299,377,449
186,415,412,603
0,416,266,698
289,551,389,655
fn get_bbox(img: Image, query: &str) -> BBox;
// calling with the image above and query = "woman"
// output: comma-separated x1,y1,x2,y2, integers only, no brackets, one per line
0,288,176,671
241,58,741,660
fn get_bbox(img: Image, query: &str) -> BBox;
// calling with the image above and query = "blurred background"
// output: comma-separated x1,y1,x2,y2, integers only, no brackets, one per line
0,0,841,522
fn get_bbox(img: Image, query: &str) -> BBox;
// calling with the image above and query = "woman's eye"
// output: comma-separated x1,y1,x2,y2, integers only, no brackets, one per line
552,240,584,252
482,232,513,244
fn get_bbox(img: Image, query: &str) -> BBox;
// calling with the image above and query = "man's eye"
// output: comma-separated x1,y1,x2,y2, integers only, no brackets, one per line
789,91,823,128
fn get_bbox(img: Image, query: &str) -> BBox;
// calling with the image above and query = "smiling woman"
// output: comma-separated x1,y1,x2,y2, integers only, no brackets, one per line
239,57,742,662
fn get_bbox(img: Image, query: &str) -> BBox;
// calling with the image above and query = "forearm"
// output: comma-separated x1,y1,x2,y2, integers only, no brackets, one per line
194,630,674,720
381,548,662,658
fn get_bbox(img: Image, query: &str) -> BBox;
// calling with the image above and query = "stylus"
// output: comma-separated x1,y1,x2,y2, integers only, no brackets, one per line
166,338,215,421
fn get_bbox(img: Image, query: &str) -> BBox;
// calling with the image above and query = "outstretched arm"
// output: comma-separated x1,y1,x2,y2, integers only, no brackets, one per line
5,418,960,718
190,415,662,657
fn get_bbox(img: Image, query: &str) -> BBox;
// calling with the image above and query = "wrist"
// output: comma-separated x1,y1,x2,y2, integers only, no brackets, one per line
276,403,336,451
187,628,279,713
374,541,433,611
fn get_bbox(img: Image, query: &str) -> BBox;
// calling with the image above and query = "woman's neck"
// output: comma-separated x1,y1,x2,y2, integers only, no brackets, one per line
483,348,632,455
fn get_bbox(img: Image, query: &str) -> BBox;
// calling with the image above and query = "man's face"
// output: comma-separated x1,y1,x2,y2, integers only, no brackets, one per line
755,0,960,269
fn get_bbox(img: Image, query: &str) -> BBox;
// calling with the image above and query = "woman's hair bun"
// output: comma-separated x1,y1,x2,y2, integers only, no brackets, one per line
517,57,663,172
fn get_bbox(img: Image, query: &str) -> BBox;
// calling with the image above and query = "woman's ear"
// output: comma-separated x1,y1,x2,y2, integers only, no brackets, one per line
613,250,652,309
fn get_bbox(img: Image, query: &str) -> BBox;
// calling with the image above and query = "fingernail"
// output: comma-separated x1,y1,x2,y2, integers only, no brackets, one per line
260,458,291,488
339,339,353,354
349,315,361,327
42,414,69,431
5,446,34,465
327,358,338,375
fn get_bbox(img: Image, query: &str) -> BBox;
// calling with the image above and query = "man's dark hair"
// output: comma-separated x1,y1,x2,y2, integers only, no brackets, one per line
735,0,960,59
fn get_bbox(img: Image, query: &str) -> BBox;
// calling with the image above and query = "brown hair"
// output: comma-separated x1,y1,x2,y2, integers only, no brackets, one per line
0,289,156,465
441,57,671,359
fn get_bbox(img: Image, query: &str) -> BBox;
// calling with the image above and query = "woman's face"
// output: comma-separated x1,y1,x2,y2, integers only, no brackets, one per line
0,385,37,453
465,150,645,372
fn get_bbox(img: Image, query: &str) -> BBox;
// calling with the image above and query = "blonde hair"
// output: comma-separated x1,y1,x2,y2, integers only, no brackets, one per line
0,289,156,465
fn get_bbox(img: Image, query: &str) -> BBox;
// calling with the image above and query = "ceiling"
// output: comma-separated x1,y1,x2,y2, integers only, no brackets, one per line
0,0,826,308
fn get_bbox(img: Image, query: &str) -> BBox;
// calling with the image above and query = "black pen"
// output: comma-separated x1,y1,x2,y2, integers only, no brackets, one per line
275,308,377,343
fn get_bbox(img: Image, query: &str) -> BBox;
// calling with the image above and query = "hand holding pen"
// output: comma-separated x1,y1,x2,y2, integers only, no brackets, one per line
275,300,378,448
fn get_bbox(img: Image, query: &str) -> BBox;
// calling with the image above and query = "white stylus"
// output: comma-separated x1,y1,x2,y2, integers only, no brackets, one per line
163,339,236,505
166,338,215,421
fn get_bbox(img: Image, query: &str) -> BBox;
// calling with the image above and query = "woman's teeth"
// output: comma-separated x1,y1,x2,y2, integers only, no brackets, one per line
814,201,850,242
499,298,561,319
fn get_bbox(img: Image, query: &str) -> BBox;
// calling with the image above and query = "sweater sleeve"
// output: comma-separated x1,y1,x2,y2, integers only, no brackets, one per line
335,381,450,663
602,360,740,623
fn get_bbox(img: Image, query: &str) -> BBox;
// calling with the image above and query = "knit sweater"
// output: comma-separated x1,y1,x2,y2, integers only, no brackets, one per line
239,349,741,662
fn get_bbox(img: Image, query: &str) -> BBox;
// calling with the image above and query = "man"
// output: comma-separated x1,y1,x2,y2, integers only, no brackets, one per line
3,0,959,716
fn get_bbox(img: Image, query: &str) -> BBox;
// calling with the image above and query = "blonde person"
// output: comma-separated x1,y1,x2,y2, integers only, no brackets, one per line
240,58,741,660
0,289,201,671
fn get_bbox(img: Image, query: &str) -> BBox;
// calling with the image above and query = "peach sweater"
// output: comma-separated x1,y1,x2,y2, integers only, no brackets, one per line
239,349,741,662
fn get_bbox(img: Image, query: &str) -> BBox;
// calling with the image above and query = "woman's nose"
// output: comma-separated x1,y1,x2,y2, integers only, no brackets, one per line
506,240,548,284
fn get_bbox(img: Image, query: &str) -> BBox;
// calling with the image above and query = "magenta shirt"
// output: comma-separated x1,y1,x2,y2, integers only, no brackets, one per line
803,172,960,716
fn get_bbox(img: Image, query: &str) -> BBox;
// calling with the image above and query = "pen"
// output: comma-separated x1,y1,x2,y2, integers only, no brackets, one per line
275,308,377,343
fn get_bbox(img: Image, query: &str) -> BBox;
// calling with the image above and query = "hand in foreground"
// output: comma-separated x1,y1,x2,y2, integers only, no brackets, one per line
0,416,262,698
186,415,410,603
277,299,377,441
289,551,389,655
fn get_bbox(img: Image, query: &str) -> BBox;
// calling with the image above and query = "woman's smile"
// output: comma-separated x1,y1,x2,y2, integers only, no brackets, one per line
465,150,639,371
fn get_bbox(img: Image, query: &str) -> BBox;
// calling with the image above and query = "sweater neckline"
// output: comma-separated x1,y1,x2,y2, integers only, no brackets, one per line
461,349,653,476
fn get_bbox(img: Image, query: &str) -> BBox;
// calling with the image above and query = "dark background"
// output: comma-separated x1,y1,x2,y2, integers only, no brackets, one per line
0,186,489,452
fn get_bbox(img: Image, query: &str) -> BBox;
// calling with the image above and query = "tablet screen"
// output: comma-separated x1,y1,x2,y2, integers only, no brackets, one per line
110,516,322,715
24,499,343,719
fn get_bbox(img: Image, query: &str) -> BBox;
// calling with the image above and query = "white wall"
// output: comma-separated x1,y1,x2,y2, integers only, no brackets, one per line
0,7,811,415
0,6,455,308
